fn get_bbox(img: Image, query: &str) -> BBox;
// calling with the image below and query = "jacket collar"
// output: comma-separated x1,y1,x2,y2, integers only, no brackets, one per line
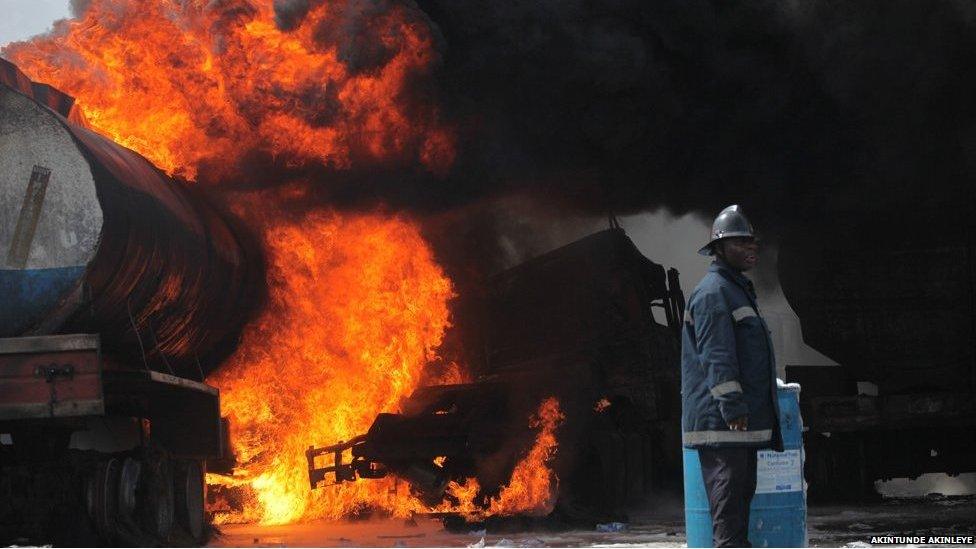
709,258,756,296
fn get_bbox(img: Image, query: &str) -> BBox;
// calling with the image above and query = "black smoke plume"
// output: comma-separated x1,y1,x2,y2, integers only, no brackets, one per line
10,1,976,273
16,1,975,236
260,1,974,238
386,1,972,275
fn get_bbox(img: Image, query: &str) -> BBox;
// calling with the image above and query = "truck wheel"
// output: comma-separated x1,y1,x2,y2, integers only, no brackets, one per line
140,454,174,542
91,458,121,542
85,472,96,523
118,457,142,529
175,459,205,542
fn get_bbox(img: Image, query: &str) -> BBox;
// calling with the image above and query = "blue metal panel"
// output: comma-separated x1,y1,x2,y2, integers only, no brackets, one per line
684,447,713,548
0,266,86,335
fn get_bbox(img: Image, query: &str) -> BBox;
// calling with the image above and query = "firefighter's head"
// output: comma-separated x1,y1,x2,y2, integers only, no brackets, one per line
699,205,759,271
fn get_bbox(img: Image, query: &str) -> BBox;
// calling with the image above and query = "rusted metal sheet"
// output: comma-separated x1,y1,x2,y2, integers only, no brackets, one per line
0,334,103,420
0,333,100,354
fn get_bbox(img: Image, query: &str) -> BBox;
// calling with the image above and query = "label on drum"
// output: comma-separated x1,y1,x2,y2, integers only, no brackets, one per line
755,449,803,494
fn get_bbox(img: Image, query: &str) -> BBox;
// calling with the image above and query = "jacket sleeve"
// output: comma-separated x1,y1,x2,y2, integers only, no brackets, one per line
691,289,749,423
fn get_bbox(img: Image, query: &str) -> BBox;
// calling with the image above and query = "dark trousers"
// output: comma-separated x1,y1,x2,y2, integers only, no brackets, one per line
699,447,758,548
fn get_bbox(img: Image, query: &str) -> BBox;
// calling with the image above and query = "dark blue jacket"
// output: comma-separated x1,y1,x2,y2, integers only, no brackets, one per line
681,259,782,450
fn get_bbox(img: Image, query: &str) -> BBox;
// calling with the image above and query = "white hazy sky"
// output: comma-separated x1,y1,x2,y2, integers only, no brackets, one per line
0,0,71,48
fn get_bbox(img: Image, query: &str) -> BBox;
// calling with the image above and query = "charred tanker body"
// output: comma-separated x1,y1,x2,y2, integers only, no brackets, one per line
779,202,976,501
0,61,259,544
308,228,686,521
0,59,260,377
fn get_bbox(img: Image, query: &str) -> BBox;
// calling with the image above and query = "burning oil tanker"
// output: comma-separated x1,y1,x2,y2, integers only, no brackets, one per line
0,0,466,530
0,58,266,544
0,59,260,379
2,55,678,537
0,0,724,536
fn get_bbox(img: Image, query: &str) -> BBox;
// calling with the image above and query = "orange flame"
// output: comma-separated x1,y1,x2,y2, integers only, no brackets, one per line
3,0,454,180
430,397,565,518
488,397,565,516
594,397,611,413
4,0,565,526
207,209,455,524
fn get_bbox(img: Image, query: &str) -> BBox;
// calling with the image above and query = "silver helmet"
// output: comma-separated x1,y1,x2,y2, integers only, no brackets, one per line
698,204,756,256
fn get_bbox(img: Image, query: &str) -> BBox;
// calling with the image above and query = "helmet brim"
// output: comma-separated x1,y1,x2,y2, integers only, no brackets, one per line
698,233,758,256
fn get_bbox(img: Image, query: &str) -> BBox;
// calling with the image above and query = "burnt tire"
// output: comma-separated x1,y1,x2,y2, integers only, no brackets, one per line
118,457,142,529
140,454,174,543
92,458,121,542
175,460,206,543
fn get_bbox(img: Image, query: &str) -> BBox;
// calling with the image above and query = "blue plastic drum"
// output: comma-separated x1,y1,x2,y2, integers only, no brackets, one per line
683,384,807,548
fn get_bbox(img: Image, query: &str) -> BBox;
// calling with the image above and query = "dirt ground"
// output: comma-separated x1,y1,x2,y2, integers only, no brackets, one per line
209,496,976,548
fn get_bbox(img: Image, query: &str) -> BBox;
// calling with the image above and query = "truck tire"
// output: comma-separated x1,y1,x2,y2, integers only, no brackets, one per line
175,459,205,543
92,458,121,542
141,454,174,543
118,457,142,530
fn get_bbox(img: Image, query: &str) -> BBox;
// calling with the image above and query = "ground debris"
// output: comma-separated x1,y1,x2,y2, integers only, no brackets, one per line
596,522,628,533
207,496,976,548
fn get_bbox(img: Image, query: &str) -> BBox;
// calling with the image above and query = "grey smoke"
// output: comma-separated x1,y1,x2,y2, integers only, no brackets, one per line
69,0,91,17
273,0,437,74
273,0,312,31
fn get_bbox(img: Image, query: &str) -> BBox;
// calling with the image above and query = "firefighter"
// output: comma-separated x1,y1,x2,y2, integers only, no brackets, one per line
681,204,783,547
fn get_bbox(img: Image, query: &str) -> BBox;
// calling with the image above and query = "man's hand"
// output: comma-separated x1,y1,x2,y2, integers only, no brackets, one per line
727,416,748,431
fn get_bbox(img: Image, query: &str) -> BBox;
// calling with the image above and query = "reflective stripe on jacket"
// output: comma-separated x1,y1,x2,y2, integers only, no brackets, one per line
680,259,782,450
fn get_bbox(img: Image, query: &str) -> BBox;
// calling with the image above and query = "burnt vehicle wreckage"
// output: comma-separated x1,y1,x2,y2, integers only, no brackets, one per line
0,60,258,544
308,227,689,522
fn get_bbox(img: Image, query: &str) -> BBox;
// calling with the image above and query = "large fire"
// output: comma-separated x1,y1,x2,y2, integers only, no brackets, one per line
3,0,454,181
4,0,562,526
207,209,455,524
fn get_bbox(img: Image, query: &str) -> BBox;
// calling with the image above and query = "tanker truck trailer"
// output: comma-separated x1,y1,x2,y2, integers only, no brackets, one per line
0,59,259,544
